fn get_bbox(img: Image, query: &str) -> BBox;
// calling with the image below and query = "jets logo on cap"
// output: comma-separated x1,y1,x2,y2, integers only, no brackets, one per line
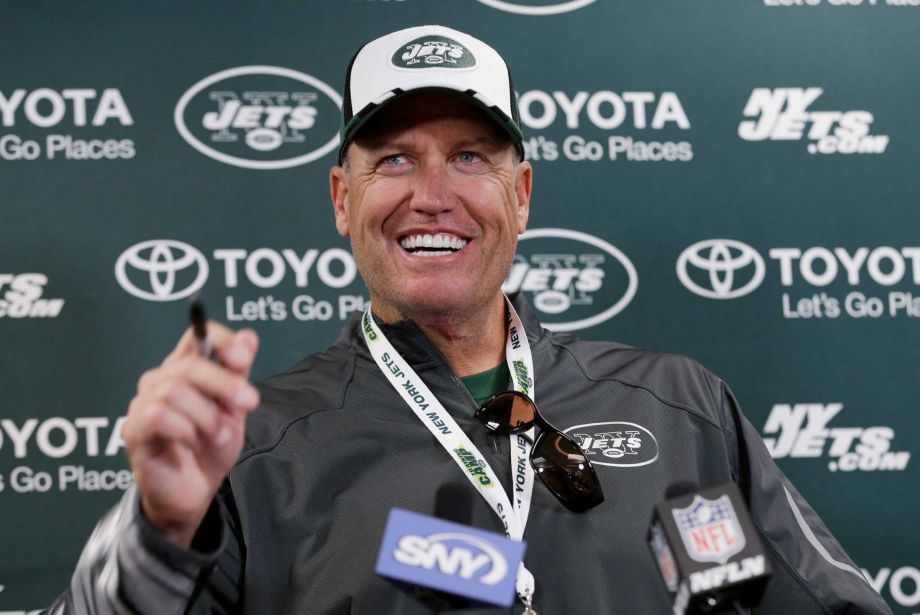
391,36,476,69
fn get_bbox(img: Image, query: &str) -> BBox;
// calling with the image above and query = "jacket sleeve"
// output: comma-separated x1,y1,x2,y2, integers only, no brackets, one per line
41,483,244,615
717,380,893,615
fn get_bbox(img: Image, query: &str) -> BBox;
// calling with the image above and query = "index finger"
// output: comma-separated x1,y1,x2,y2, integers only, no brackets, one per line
166,320,240,364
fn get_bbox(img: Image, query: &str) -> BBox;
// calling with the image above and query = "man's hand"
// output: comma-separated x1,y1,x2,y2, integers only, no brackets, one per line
122,323,260,548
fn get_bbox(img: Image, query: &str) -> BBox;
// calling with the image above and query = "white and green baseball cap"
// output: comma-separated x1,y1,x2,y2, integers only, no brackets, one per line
339,25,524,162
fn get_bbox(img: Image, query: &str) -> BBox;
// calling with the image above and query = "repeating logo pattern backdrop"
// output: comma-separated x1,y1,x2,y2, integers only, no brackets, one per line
1,1,918,611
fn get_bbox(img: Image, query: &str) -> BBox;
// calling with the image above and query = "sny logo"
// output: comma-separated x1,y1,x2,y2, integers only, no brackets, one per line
394,532,508,585
377,508,524,606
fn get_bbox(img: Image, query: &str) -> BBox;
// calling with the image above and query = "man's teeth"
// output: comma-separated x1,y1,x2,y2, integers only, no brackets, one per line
399,234,468,253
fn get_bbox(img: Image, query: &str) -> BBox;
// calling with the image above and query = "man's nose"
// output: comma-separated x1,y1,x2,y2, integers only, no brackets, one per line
409,161,454,215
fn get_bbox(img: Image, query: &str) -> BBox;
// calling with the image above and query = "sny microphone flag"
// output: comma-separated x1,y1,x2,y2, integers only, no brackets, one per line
375,508,526,607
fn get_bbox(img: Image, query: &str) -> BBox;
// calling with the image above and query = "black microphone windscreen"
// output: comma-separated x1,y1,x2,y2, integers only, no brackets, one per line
435,482,474,525
665,480,699,500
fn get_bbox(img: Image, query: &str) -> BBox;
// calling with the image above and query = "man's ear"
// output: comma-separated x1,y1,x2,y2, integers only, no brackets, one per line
514,160,533,234
329,165,350,237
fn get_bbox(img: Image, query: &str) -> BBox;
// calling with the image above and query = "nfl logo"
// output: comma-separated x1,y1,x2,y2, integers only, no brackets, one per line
672,495,746,564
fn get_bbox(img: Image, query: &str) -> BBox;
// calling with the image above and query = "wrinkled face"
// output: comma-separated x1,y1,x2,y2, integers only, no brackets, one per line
330,91,532,322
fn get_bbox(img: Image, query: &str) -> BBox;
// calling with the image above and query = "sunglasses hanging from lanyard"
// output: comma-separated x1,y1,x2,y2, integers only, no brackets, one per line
475,391,604,513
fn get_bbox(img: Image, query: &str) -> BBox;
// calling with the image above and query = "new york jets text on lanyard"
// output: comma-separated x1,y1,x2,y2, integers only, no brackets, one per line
361,294,539,613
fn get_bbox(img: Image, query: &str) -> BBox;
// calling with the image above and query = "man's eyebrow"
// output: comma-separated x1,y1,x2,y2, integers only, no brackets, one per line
453,136,507,151
359,140,414,154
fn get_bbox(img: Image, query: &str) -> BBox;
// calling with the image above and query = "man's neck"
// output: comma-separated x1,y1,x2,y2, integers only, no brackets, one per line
373,294,508,377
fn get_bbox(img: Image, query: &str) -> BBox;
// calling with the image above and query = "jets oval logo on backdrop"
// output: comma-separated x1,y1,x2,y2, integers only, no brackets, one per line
503,228,637,331
475,0,598,16
676,239,765,299
563,421,659,467
174,65,342,170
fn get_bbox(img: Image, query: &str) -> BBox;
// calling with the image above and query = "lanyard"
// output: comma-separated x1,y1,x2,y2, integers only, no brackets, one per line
361,295,537,608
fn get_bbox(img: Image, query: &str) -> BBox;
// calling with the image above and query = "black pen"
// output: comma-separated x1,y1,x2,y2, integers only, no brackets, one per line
190,296,213,358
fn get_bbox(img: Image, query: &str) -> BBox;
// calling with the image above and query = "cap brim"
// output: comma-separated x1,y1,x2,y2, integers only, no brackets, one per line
338,86,524,163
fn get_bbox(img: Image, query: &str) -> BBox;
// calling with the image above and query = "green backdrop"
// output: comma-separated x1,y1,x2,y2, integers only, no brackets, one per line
1,1,917,612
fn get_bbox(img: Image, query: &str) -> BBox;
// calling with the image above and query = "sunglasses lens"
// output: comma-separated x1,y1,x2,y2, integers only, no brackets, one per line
475,391,537,433
532,432,604,512
476,392,604,511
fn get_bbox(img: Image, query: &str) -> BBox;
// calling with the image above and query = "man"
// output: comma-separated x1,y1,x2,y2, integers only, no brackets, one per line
48,25,890,614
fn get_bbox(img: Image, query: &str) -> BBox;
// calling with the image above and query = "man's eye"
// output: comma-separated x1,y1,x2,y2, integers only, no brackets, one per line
457,151,481,164
380,154,408,167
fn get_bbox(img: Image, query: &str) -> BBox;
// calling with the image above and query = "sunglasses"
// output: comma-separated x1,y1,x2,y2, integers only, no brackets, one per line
474,391,604,512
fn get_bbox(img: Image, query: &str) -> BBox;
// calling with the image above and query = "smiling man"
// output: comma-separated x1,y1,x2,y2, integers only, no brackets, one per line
331,90,532,377
48,25,890,615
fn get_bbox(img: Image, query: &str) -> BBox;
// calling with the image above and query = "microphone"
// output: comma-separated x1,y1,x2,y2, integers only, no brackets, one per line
375,483,526,610
648,481,771,614
435,481,474,525
411,483,477,611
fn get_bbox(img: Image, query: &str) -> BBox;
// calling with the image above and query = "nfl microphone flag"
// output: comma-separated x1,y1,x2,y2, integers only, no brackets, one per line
649,482,771,614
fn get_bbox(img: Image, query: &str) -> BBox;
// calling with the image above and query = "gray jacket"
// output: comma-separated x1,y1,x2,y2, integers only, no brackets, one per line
46,296,892,614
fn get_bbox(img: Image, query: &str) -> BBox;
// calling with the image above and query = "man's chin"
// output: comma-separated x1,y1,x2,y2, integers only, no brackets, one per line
379,284,498,322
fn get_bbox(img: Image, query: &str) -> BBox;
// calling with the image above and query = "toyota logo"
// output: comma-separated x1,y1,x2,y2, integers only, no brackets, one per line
676,239,765,299
115,240,209,301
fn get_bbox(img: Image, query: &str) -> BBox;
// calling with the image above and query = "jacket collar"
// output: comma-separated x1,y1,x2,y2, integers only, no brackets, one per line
339,292,546,371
